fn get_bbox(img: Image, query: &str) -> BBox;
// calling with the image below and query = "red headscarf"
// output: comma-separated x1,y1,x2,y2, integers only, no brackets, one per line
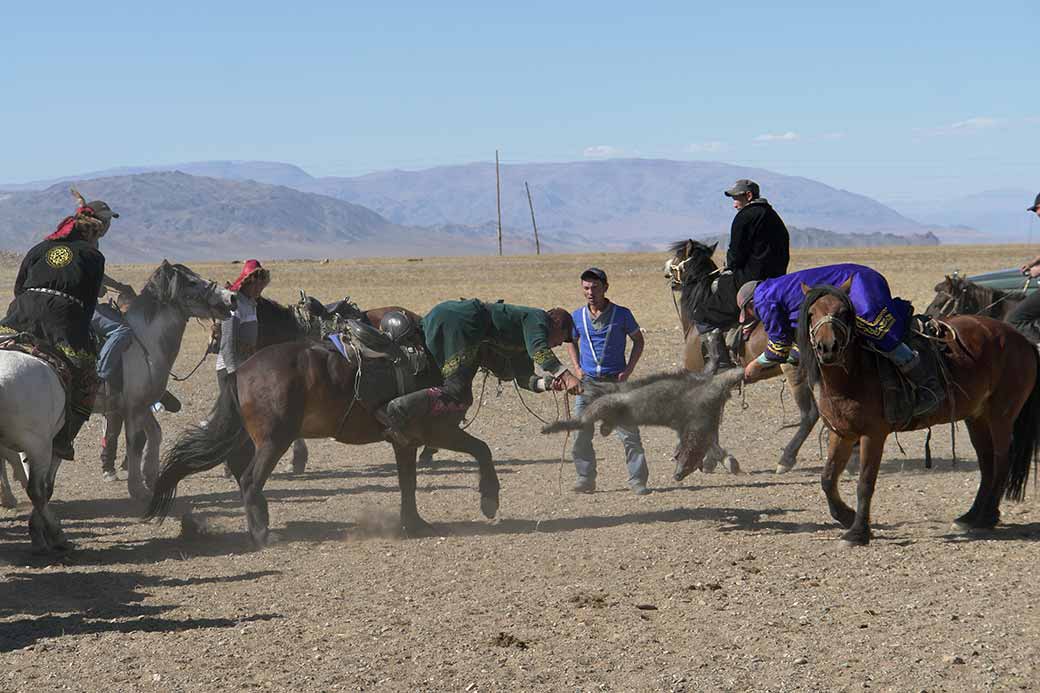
46,206,95,241
228,259,267,292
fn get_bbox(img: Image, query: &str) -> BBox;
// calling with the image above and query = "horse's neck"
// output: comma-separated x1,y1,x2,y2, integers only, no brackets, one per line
126,305,188,369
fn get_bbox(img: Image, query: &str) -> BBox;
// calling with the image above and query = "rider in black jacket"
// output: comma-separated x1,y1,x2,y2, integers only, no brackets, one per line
0,191,118,459
691,179,790,372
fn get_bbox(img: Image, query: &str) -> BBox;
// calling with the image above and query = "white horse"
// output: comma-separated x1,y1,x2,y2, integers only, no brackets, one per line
0,261,233,552
113,261,235,500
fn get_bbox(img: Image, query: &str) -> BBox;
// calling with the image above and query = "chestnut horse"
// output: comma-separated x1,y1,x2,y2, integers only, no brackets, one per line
923,273,1025,321
146,307,499,547
800,283,1040,545
666,239,818,472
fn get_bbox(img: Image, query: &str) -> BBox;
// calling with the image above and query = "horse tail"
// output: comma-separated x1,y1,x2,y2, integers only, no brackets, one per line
1006,348,1040,501
143,384,250,523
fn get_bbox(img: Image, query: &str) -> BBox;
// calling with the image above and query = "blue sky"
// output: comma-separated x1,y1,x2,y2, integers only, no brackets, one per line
2,1,1036,204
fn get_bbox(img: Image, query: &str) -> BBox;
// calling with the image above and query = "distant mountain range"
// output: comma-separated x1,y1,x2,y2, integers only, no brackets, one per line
0,158,972,262
701,226,939,249
889,188,1039,242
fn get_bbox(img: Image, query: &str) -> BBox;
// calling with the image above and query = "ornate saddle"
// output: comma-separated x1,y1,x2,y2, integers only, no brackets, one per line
325,318,430,408
294,292,367,339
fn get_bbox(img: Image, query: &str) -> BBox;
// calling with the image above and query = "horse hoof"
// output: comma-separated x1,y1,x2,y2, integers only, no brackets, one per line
840,530,870,546
1,495,17,509
402,519,436,538
722,456,741,474
480,496,499,520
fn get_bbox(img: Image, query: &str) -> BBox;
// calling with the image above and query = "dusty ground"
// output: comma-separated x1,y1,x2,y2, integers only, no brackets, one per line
1,246,1039,692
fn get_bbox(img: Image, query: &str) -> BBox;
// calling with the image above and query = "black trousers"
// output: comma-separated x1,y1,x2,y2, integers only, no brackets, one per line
1007,291,1040,342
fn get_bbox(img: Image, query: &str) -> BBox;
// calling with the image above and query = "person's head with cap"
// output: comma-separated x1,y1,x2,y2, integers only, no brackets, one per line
46,187,120,243
580,267,610,311
1028,192,1040,216
736,280,760,323
228,259,271,299
724,179,761,211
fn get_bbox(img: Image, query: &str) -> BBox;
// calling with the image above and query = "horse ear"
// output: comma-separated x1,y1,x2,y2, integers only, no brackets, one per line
800,282,812,296
709,241,718,253
838,276,853,294
161,259,171,268
684,239,694,256
70,187,87,208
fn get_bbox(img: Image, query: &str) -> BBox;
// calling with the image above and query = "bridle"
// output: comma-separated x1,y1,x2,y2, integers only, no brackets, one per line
808,306,852,363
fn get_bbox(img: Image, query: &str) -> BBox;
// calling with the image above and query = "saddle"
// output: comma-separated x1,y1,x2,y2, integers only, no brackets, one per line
874,316,953,428
325,318,430,408
293,293,366,340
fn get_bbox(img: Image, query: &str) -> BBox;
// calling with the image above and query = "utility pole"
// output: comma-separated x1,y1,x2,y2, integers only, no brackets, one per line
525,181,541,255
495,150,503,256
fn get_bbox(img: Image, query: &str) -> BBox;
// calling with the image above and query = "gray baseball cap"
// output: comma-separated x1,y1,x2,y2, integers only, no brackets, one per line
1028,193,1040,212
724,179,760,199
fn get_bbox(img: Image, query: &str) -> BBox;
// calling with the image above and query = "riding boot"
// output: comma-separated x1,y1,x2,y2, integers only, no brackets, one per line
159,390,182,413
52,410,90,461
374,389,431,447
898,351,943,417
704,329,735,374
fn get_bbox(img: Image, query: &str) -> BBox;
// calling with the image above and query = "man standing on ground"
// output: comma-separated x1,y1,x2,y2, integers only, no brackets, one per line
567,267,651,495
690,179,790,372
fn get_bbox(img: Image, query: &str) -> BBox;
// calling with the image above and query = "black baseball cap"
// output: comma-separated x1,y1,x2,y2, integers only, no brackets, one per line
1028,193,1040,213
86,200,120,220
581,267,608,283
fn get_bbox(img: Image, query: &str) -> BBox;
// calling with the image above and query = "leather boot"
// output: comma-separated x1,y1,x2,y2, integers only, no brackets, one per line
52,410,90,461
898,351,943,417
159,390,182,413
374,390,430,447
703,329,735,375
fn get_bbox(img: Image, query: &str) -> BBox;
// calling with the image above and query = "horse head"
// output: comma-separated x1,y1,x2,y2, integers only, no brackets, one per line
141,260,235,321
924,273,974,317
798,279,855,371
665,239,718,289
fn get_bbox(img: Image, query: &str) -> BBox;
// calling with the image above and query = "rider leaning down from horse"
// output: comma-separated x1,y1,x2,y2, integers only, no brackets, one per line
375,298,583,446
737,263,942,417
0,190,118,459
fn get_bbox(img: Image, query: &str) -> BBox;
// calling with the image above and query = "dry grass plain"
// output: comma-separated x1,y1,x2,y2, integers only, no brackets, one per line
1,245,1039,692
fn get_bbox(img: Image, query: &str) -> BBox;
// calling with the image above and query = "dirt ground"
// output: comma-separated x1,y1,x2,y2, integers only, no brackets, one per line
1,246,1039,692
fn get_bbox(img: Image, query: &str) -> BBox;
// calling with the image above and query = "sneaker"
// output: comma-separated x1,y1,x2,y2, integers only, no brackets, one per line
572,478,596,494
630,483,652,496
101,469,118,483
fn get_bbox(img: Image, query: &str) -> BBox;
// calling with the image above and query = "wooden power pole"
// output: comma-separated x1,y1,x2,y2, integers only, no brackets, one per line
525,181,541,255
495,150,503,256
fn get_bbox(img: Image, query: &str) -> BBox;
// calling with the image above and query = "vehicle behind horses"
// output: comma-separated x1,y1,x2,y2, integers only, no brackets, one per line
145,307,496,548
800,283,1040,545
665,239,818,473
0,261,233,552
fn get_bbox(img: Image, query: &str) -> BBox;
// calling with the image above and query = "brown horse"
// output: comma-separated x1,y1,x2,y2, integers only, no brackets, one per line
923,273,1025,321
145,307,493,547
666,239,818,472
800,283,1040,545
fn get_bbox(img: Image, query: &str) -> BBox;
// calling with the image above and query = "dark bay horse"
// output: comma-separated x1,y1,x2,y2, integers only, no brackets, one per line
146,310,498,547
924,274,1025,321
221,295,425,473
800,283,1040,545
666,239,818,472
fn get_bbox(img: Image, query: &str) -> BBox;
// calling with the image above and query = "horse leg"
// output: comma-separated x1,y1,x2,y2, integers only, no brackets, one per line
821,432,856,529
123,411,149,501
971,416,1013,530
418,446,437,465
392,443,434,536
777,366,819,473
424,426,498,520
25,443,69,552
954,417,995,530
842,433,887,546
0,454,17,508
140,408,162,490
238,436,292,549
289,439,308,475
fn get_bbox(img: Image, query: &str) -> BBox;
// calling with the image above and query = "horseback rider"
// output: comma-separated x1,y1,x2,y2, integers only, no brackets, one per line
691,179,790,373
737,263,942,416
1006,192,1040,342
215,259,270,394
375,299,583,446
0,191,117,459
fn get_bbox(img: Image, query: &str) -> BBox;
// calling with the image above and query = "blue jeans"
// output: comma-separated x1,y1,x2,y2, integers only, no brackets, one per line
572,375,649,486
91,310,133,382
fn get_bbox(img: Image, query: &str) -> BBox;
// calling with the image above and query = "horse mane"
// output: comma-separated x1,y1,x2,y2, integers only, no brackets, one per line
668,239,693,256
796,285,856,392
677,248,720,325
256,296,307,342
